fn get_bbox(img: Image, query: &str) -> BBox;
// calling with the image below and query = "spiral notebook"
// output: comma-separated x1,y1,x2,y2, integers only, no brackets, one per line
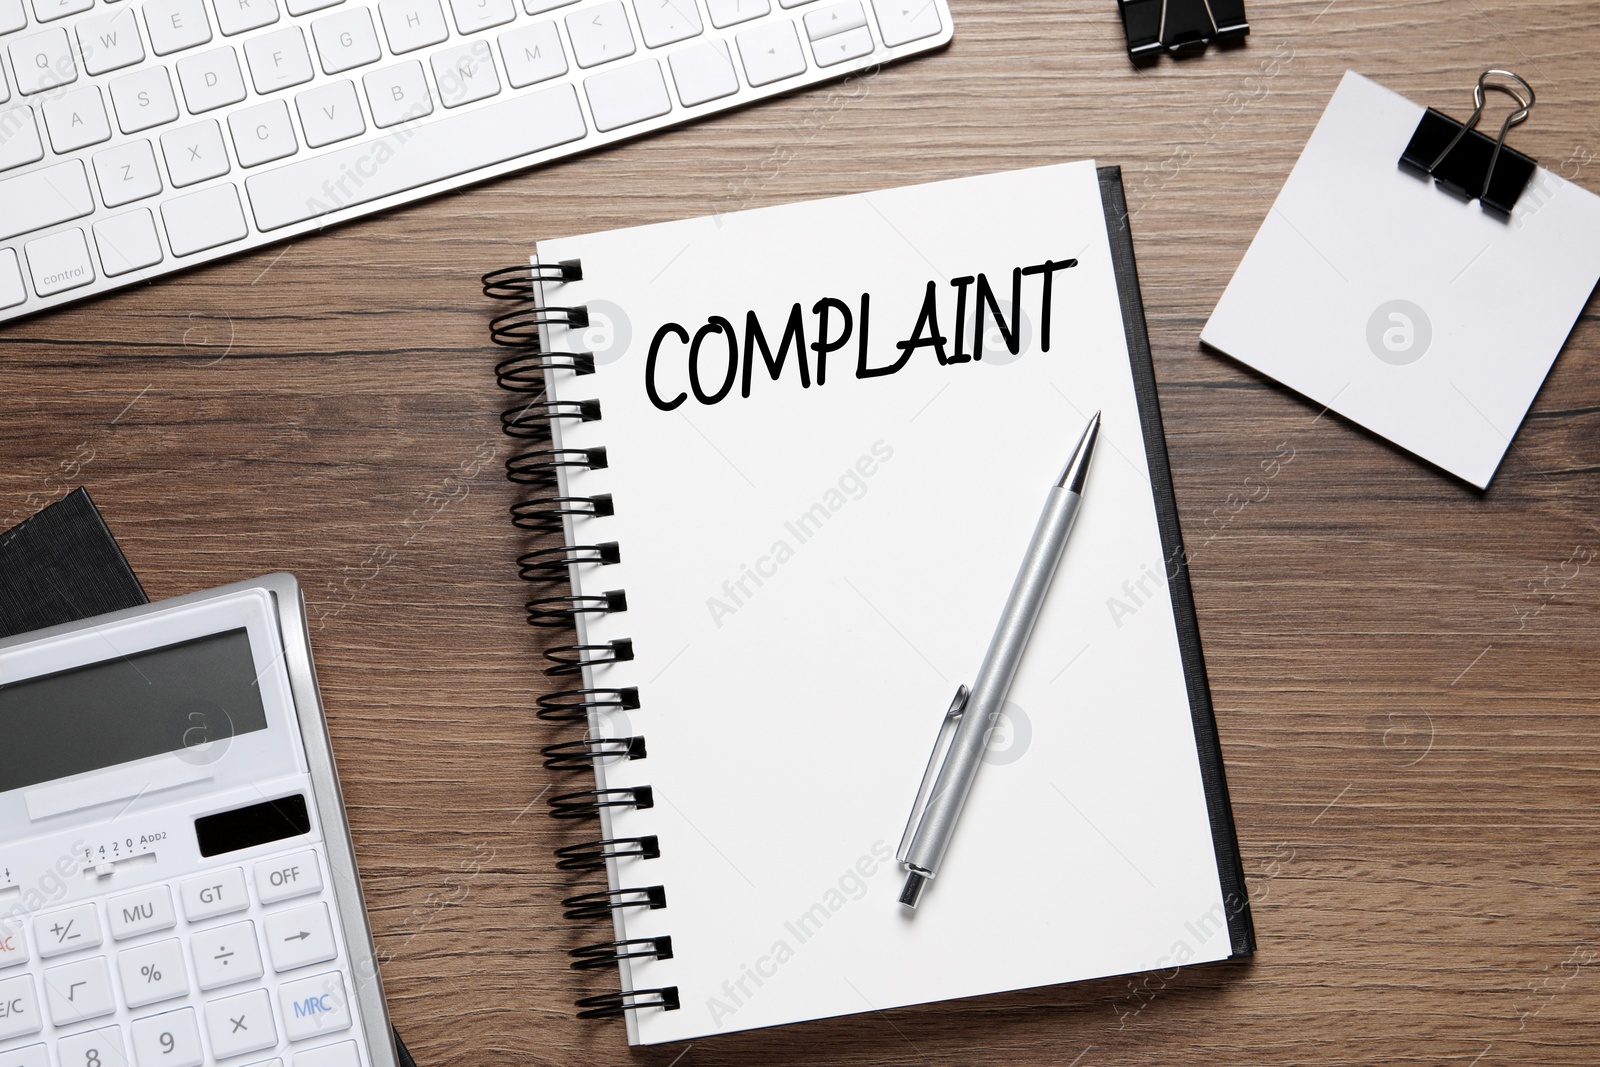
484,161,1252,1044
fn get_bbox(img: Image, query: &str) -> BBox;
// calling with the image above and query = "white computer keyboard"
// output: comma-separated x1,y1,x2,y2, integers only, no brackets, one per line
0,0,952,324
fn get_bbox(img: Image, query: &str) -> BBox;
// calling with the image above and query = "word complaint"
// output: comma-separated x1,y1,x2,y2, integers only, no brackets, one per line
643,258,1078,411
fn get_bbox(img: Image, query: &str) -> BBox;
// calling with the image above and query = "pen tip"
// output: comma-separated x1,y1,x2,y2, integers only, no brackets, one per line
899,871,926,908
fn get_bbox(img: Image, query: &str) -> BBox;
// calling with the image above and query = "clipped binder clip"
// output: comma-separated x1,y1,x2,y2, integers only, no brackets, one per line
1117,0,1248,63
1399,70,1537,219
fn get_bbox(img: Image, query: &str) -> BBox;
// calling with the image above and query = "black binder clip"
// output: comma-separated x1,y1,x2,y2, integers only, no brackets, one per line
1399,70,1537,220
1117,0,1248,63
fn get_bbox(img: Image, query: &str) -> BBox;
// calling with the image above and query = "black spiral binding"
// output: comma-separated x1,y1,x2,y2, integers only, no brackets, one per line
483,260,678,1021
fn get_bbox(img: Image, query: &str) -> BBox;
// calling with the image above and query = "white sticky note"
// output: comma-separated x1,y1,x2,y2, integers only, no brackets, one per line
1202,71,1600,488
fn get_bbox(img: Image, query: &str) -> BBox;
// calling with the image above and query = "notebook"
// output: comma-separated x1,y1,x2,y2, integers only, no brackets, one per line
485,161,1253,1044
1202,71,1600,489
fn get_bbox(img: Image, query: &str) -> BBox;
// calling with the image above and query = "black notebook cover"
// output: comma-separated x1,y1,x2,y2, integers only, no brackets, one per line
1098,165,1254,957
0,488,148,641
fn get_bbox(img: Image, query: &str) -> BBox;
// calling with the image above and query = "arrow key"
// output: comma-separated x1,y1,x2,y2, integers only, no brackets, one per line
735,19,805,86
810,24,871,66
264,903,337,973
803,0,864,40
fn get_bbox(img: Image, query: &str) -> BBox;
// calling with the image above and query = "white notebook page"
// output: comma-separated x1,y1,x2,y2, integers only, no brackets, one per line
538,160,1231,1044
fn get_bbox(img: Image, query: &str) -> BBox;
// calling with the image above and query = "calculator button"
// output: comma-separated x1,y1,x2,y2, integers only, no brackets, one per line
57,1025,128,1067
180,869,249,921
0,918,27,968
190,921,263,991
203,988,276,1059
0,1044,49,1067
0,973,42,1040
130,1007,204,1067
293,1042,358,1067
278,971,350,1042
43,956,115,1025
254,853,321,905
118,939,189,1009
107,886,177,941
34,904,102,958
263,904,336,974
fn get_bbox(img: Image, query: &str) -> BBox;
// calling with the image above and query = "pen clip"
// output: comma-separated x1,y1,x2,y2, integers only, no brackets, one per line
896,685,970,864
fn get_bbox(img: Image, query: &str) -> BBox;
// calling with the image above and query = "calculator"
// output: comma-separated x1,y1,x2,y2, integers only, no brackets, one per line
0,575,399,1067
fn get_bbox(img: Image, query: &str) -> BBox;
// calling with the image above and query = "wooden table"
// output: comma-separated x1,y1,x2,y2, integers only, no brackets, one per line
5,0,1600,1062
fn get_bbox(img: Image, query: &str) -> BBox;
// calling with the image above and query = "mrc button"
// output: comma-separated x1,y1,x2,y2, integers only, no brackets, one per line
255,852,322,904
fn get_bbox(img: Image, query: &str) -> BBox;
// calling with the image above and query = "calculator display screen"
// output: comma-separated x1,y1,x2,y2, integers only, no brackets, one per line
0,627,270,793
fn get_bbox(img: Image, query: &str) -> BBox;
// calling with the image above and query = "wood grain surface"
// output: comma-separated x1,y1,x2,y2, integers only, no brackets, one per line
5,0,1600,1063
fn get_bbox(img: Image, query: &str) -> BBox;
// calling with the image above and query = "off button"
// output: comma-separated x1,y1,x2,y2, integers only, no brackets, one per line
255,851,322,904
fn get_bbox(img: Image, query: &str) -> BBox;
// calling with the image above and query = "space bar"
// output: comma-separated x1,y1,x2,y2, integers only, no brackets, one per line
244,85,588,231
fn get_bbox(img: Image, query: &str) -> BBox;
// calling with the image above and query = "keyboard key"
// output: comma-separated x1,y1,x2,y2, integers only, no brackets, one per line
203,988,276,1059
294,1043,357,1067
296,79,363,147
107,885,177,941
25,228,96,295
10,28,78,94
77,7,147,74
735,19,804,86
312,8,380,72
263,903,337,973
278,971,350,1042
0,105,44,171
430,39,499,107
448,0,513,34
177,47,247,112
498,20,564,88
215,0,279,36
44,85,111,151
0,917,27,967
286,0,341,15
565,0,632,68
668,39,735,106
180,869,250,921
870,0,938,45
522,0,573,11
95,209,165,274
0,0,25,33
165,183,248,255
144,0,213,55
362,60,431,127
245,82,585,229
229,98,297,165
57,1025,127,1067
376,0,446,53
34,904,102,958
130,1007,204,1067
189,919,264,990
116,937,189,1007
584,57,668,132
110,66,180,132
632,0,700,48
31,0,91,23
245,26,314,92
43,955,114,1025
803,0,862,38
0,1046,48,1067
0,974,41,1039
252,851,321,902
703,0,765,26
810,23,869,65
0,249,23,309
0,160,93,240
160,119,230,185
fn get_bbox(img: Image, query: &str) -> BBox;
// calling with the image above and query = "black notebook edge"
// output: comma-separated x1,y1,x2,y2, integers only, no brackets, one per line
1097,165,1255,958
0,487,148,640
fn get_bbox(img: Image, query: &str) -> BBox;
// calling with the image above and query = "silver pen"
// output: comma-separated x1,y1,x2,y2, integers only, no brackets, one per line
897,411,1101,908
